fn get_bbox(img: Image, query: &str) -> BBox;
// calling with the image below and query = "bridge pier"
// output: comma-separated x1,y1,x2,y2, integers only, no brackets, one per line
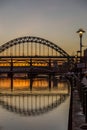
30,58,32,66
48,59,51,67
11,73,13,91
30,76,33,91
48,74,51,90
10,58,13,91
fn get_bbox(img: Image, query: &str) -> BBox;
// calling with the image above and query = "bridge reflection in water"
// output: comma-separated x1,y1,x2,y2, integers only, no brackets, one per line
0,92,69,116
0,74,70,130
0,76,70,116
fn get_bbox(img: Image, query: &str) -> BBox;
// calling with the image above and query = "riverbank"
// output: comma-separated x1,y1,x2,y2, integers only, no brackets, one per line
72,87,87,130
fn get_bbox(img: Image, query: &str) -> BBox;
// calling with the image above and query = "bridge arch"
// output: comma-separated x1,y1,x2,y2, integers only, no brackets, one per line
0,36,70,57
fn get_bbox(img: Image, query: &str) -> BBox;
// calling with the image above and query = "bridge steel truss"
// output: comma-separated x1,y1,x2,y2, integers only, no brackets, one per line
0,36,74,73
0,36,69,57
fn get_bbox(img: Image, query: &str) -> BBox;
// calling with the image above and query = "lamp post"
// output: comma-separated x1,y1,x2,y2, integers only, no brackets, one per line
77,50,81,63
76,28,85,62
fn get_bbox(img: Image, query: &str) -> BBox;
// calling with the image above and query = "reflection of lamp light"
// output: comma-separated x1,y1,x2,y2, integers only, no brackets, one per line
76,28,85,61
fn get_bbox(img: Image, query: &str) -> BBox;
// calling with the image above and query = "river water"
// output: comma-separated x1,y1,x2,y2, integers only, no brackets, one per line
0,76,70,130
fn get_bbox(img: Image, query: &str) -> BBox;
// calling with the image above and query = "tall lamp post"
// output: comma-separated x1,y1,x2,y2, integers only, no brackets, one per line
76,28,85,62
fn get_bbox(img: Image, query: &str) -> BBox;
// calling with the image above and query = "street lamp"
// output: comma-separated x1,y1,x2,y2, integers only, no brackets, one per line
76,28,85,61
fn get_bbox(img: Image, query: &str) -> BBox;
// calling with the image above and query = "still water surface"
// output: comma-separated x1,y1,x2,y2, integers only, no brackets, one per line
0,76,70,130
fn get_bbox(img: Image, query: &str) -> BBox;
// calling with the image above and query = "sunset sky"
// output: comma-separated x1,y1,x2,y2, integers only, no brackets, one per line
0,0,87,55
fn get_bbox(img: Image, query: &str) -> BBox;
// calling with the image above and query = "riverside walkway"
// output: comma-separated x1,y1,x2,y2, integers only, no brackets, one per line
72,88,86,130
72,78,87,130
67,74,87,130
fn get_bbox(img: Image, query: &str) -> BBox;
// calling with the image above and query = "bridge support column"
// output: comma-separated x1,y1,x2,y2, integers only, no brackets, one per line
48,59,51,67
30,76,33,91
11,75,13,91
48,74,51,90
30,58,32,66
10,58,13,91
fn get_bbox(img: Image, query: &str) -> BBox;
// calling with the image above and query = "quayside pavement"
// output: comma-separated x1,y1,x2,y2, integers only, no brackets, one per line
70,77,87,130
72,88,86,130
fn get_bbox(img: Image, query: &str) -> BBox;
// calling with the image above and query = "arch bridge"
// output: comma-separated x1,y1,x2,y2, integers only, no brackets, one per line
0,36,73,74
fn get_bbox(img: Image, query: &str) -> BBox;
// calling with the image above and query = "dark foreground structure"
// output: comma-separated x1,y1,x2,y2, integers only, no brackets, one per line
68,77,87,130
